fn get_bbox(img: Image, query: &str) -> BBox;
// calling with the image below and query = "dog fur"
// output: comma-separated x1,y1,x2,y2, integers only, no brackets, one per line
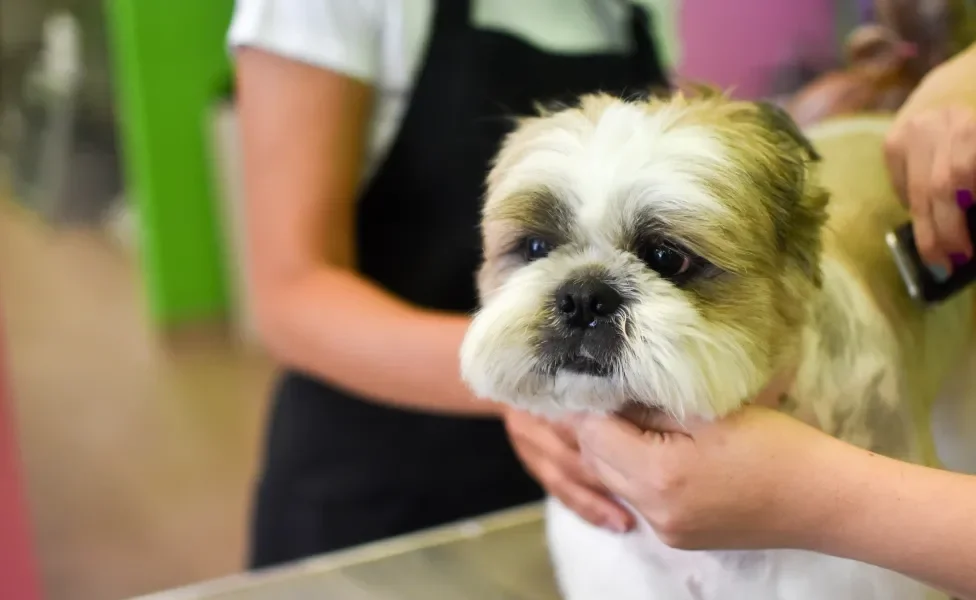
460,90,976,599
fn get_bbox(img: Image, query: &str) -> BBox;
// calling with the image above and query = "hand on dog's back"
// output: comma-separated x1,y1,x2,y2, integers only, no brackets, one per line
884,102,976,276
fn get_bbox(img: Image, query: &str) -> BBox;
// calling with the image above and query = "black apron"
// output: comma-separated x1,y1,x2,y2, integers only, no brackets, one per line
250,0,668,568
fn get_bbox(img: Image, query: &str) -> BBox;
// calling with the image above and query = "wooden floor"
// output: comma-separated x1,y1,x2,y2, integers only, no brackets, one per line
0,196,274,599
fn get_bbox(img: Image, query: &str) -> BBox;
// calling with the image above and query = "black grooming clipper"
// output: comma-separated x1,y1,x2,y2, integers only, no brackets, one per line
886,201,976,306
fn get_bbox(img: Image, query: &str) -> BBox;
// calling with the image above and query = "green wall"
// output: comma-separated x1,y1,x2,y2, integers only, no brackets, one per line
105,0,235,325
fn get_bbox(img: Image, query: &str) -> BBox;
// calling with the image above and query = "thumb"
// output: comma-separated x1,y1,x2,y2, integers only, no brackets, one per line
619,404,691,435
577,415,659,480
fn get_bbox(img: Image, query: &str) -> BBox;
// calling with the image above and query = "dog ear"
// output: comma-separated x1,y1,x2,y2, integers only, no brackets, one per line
780,178,829,289
750,101,828,287
754,101,821,162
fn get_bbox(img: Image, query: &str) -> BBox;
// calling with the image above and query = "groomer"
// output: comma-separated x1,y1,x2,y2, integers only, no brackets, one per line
228,0,676,567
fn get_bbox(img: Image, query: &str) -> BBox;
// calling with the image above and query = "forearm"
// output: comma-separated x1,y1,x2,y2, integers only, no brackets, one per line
792,440,976,598
257,266,501,418
236,49,499,418
861,45,976,592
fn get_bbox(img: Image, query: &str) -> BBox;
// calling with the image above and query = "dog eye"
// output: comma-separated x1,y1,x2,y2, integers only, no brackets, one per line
522,237,553,262
639,244,692,278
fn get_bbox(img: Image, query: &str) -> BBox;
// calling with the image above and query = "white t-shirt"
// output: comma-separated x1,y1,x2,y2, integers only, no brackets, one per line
228,0,680,180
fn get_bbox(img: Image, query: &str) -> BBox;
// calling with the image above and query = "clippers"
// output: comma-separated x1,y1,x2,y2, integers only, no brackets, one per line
886,190,976,306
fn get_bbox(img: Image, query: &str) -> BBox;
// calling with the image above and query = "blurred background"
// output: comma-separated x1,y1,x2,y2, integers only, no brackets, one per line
0,1,870,599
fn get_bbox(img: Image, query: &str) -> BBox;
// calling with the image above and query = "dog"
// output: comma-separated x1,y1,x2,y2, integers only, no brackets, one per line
459,89,976,599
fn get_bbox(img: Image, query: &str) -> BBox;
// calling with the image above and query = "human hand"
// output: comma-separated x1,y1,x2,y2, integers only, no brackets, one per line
884,105,976,277
575,404,840,551
503,407,635,533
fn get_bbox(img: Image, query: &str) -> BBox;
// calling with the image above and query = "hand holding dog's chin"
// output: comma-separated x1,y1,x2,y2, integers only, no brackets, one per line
501,406,637,534
575,404,851,551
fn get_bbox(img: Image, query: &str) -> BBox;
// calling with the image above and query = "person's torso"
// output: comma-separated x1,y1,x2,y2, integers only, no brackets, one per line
356,0,668,313
362,0,681,184
266,0,671,488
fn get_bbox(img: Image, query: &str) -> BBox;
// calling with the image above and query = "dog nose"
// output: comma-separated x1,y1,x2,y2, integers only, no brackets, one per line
555,279,623,329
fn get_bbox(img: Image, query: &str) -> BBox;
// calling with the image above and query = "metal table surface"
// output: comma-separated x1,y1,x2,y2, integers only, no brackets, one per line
134,503,560,600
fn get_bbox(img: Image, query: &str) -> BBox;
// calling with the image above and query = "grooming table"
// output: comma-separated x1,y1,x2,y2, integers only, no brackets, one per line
134,503,560,600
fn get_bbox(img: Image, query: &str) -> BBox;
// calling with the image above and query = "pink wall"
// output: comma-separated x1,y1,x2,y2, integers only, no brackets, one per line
677,0,838,99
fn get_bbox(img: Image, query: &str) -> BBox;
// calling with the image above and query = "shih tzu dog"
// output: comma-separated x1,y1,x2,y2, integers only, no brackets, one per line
460,89,975,599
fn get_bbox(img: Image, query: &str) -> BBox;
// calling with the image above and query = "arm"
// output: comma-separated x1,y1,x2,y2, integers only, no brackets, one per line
576,406,976,599
804,439,976,599
236,48,497,417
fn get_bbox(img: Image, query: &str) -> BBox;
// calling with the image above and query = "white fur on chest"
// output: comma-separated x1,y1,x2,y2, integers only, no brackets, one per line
545,497,941,600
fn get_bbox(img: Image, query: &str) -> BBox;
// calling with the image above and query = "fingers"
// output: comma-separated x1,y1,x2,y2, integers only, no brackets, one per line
577,415,656,486
507,412,598,487
905,134,946,271
619,404,690,435
930,135,972,265
521,440,635,532
544,460,635,532
886,109,976,275
951,120,976,201
551,419,582,450
505,411,635,532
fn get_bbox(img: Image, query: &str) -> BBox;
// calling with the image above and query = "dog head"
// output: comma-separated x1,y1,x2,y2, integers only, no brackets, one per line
459,90,829,419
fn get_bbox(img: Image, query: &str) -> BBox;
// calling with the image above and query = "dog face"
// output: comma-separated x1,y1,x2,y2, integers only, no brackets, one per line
460,91,829,419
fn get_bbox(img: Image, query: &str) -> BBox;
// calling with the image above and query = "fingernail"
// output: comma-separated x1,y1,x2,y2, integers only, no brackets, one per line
956,189,974,210
951,253,971,267
928,264,950,282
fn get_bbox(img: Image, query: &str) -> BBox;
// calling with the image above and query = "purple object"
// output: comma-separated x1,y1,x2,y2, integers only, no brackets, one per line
957,189,975,210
